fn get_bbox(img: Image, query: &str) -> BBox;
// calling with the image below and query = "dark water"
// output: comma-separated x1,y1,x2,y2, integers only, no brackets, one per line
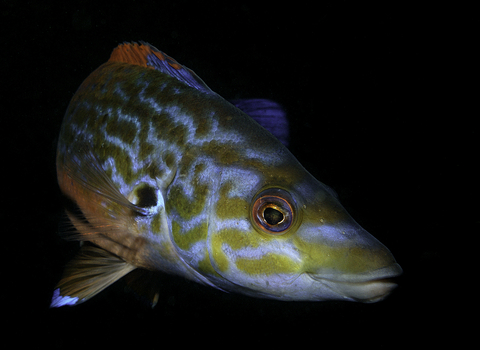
4,1,468,347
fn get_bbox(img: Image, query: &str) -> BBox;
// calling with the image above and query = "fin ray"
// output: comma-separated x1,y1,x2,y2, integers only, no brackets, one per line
58,146,152,266
109,41,214,94
50,245,136,307
231,99,289,146
63,148,148,215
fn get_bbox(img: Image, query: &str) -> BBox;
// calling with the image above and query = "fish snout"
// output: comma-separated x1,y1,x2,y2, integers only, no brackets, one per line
296,220,403,302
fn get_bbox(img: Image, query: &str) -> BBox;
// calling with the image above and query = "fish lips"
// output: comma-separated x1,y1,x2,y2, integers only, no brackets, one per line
307,263,403,303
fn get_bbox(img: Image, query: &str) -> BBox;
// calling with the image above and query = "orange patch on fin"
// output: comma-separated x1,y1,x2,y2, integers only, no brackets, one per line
109,42,153,67
109,41,183,71
109,41,214,94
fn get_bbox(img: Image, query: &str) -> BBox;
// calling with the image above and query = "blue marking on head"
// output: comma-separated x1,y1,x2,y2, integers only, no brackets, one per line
50,288,80,308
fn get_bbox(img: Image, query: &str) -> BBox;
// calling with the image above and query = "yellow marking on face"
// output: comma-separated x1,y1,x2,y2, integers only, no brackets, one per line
215,183,249,219
173,221,208,251
235,253,300,275
167,183,209,219
197,255,221,277
295,237,395,275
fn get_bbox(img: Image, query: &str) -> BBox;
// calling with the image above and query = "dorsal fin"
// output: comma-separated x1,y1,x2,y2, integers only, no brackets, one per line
231,99,290,147
109,41,155,67
109,41,214,94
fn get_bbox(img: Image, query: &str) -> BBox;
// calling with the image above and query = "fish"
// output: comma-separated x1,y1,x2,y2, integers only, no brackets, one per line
51,41,402,308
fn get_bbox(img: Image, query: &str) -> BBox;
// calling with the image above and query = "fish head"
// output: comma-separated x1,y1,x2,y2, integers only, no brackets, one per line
206,162,402,302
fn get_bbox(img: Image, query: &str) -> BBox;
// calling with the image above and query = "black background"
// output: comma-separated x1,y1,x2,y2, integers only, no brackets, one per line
3,1,472,347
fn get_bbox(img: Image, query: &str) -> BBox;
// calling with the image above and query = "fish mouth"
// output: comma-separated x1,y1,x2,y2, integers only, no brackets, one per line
307,263,403,303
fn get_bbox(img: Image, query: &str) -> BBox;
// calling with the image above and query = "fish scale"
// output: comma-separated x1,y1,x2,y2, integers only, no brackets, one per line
51,42,402,307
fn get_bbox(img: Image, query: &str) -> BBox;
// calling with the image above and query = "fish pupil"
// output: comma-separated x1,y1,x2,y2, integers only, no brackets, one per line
263,207,284,225
135,186,157,208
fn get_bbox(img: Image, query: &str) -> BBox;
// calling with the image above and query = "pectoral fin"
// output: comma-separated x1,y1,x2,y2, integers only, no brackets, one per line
50,245,136,307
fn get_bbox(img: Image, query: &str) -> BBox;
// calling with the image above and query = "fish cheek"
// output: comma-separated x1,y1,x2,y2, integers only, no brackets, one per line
209,228,259,274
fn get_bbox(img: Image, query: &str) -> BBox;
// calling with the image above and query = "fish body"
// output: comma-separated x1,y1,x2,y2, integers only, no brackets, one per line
51,42,401,307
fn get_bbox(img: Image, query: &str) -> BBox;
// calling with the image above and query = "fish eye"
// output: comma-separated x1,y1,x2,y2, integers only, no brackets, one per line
263,206,285,225
252,188,295,234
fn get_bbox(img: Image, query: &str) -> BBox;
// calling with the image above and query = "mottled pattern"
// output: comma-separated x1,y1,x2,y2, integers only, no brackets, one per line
54,42,401,305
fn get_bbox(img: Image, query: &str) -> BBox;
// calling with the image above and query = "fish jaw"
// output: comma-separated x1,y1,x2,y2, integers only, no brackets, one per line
203,225,403,302
292,221,403,302
305,263,403,302
205,264,402,302
230,253,403,302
